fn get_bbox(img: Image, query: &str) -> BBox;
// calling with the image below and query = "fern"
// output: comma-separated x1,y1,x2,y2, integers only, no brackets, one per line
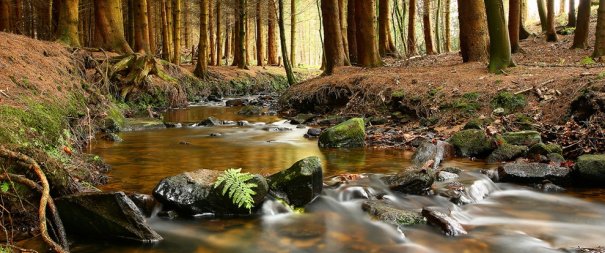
213,169,257,212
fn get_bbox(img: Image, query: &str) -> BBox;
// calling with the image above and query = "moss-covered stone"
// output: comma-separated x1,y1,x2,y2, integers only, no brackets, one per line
318,118,366,148
238,105,263,116
502,131,542,146
449,129,495,157
267,156,323,207
528,143,563,156
514,113,536,130
487,143,528,163
575,154,605,183
362,200,426,226
491,92,526,113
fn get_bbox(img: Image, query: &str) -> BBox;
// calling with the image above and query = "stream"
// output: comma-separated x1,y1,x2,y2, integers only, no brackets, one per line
26,102,605,252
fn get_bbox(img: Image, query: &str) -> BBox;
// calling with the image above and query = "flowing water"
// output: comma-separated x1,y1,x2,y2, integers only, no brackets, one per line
23,102,605,253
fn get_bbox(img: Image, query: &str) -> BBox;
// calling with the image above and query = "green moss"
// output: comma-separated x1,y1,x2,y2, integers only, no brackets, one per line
528,143,563,156
449,129,495,157
318,118,366,148
392,90,405,99
502,131,542,146
514,113,535,130
451,92,481,116
487,143,528,163
491,92,526,114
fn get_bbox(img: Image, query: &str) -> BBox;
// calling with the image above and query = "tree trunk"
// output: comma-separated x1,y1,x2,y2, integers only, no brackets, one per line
216,0,222,66
166,0,174,59
184,0,190,49
546,0,558,41
148,0,156,53
225,16,231,65
237,0,248,69
95,0,133,54
195,0,209,79
127,0,135,46
278,0,295,84
338,0,350,63
567,0,576,26
509,0,521,53
36,1,53,40
291,0,296,67
559,0,565,15
520,0,530,39
209,0,216,65
347,0,358,63
485,0,513,73
267,0,279,65
14,0,23,33
593,0,605,58
134,0,151,53
172,0,181,64
408,0,417,56
458,0,489,62
423,0,435,55
445,0,451,52
321,0,346,75
355,0,382,66
379,0,398,56
161,0,171,59
56,0,80,47
435,0,442,53
256,0,264,66
572,0,590,48
537,0,547,31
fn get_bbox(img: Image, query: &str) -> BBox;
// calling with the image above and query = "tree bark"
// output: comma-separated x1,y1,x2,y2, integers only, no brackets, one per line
195,0,209,79
408,0,417,56
457,0,489,62
445,0,451,52
184,0,190,49
572,0,590,48
546,0,558,41
338,0,350,63
379,0,398,56
161,0,171,59
321,0,346,75
148,0,156,53
127,0,135,46
267,0,279,65
225,16,231,65
237,0,248,69
422,0,435,55
172,0,181,64
216,0,222,66
567,0,576,26
56,0,80,47
485,0,513,73
134,0,151,53
537,0,548,31
355,0,382,66
520,0,530,39
509,0,521,53
209,0,216,65
14,0,23,33
559,0,565,15
278,0,296,84
94,0,133,54
291,0,297,67
347,0,358,63
256,0,264,66
593,0,605,58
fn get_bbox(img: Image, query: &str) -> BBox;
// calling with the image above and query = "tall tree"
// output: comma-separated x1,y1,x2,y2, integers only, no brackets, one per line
422,0,435,54
291,0,297,67
321,0,346,75
567,0,576,26
485,0,513,73
267,0,279,65
56,0,80,47
172,0,182,64
407,0,418,56
225,16,231,65
94,0,133,54
355,0,382,66
134,0,151,53
520,0,530,39
148,0,156,53
347,0,358,63
236,0,248,69
256,0,264,66
379,0,397,56
338,0,350,63
184,0,190,49
195,0,209,79
445,0,451,52
209,0,216,65
278,0,296,84
546,0,558,41
216,0,222,66
594,0,605,58
457,0,489,62
14,0,23,34
161,0,171,59
572,0,590,48
509,0,521,53
537,0,547,31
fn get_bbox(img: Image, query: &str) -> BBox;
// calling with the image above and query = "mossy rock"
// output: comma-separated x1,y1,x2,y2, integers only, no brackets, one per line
238,106,263,116
267,156,323,207
362,200,426,226
463,118,493,130
491,92,526,114
449,129,496,157
575,154,605,183
487,143,528,163
528,143,563,156
318,118,366,148
502,131,542,146
514,113,536,130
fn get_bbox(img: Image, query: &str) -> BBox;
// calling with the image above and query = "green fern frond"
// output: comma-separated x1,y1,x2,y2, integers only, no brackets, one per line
213,168,258,212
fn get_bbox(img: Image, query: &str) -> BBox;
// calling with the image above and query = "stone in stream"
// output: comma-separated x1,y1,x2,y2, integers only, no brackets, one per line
497,162,571,184
361,200,426,227
225,98,248,107
381,169,434,195
575,154,605,184
262,126,293,132
501,131,542,146
152,169,269,215
267,156,323,207
449,129,495,158
486,143,528,163
199,116,222,126
421,207,467,237
238,105,263,116
436,171,459,181
55,192,163,242
318,118,366,148
127,193,157,217
411,141,454,170
289,113,317,125
306,128,322,137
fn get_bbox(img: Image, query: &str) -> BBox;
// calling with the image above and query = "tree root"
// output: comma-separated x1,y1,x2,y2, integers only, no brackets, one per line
0,147,68,253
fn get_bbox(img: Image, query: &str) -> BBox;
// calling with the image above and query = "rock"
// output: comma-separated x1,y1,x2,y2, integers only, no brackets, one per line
569,89,605,122
56,192,163,242
480,169,499,182
317,115,350,126
226,98,248,107
497,162,570,184
361,200,425,226
547,153,566,165
449,129,495,157
237,120,251,126
437,171,459,181
381,169,434,195
267,157,323,207
318,118,366,148
152,169,269,215
102,133,123,142
238,106,263,116
103,118,121,133
207,94,222,102
222,120,236,125
575,154,605,184
199,116,222,126
262,126,293,132
486,143,528,163
502,131,542,146
296,124,306,129
535,180,565,193
306,128,322,137
127,193,157,217
368,117,388,125
527,143,563,157
209,133,222,137
492,107,505,116
411,141,453,169
421,207,467,237
442,167,462,174
164,122,182,128
289,113,316,124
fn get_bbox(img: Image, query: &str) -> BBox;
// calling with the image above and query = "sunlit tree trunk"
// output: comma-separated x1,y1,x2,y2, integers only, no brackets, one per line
195,0,209,79
509,0,521,53
267,0,279,65
321,0,346,75
347,0,358,63
355,0,382,66
172,0,181,64
209,0,216,65
338,0,350,64
457,0,489,62
435,0,442,53
379,0,397,56
445,0,451,52
485,0,513,73
278,0,295,84
236,0,248,69
593,0,605,58
567,0,576,26
95,0,133,54
537,0,547,31
161,0,171,59
422,0,435,55
183,0,190,49
572,0,590,48
225,16,231,65
216,0,222,66
291,0,297,67
256,0,264,66
408,0,418,56
148,0,156,53
546,0,558,41
134,0,151,53
520,0,530,39
56,0,80,47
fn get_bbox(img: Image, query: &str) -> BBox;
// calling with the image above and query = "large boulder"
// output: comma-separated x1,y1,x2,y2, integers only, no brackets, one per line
497,162,570,184
361,200,425,226
318,118,366,148
267,156,323,207
502,131,542,146
486,143,528,163
575,154,605,184
152,169,268,215
449,129,495,157
199,116,222,126
55,192,163,242
381,169,434,195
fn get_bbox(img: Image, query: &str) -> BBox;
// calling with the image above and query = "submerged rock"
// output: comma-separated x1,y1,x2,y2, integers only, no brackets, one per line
152,169,268,215
267,156,323,207
575,154,605,184
238,105,263,116
449,129,495,157
318,118,366,148
486,143,528,163
199,116,222,126
382,169,434,195
361,200,425,226
502,131,542,146
421,207,467,237
56,192,162,242
226,98,248,107
497,162,570,184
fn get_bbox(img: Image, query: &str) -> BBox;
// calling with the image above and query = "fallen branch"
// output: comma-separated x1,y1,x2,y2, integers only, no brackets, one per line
0,147,68,253
519,62,605,68
0,89,8,98
514,87,534,95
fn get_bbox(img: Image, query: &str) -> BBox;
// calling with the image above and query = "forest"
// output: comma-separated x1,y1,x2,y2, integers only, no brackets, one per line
0,0,605,252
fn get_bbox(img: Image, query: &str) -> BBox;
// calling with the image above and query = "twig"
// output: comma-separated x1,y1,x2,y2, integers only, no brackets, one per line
514,87,534,95
0,89,8,98
537,79,555,86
